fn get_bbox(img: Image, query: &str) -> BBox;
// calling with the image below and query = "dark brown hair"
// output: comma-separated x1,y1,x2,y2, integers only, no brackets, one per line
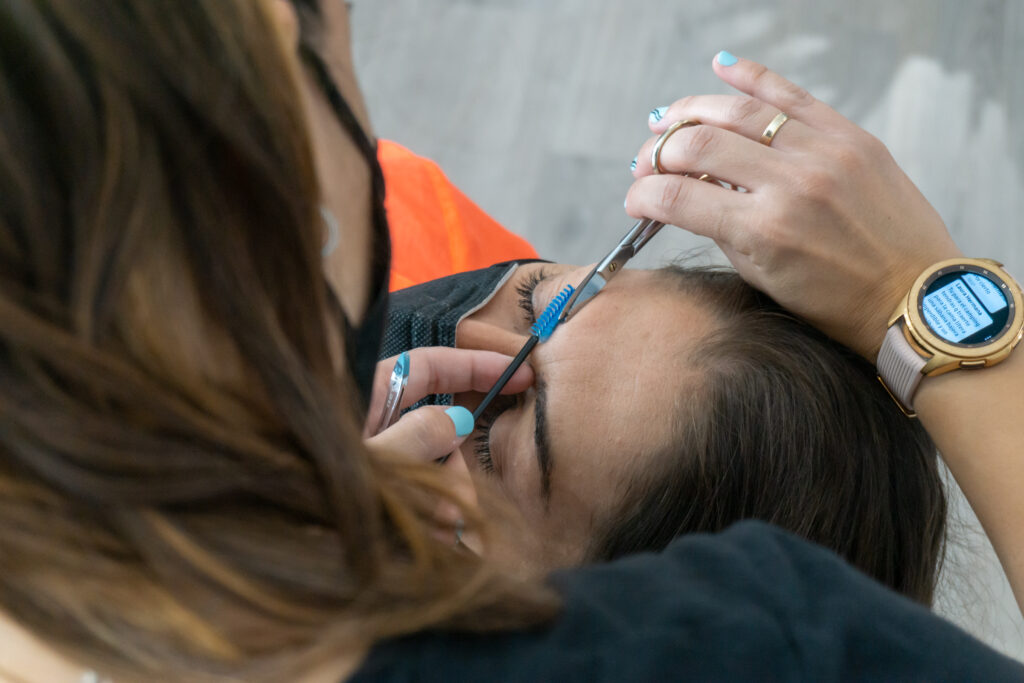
587,266,946,604
0,1,554,679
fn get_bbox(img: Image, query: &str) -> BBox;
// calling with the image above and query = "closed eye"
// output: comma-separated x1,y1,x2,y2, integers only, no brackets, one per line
515,268,553,326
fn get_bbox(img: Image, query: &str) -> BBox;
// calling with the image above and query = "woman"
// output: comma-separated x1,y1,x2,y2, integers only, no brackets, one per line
0,1,1020,681
0,1,551,680
382,260,946,602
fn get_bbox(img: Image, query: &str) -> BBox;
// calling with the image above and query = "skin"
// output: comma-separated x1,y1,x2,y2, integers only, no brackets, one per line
455,263,714,568
274,0,375,324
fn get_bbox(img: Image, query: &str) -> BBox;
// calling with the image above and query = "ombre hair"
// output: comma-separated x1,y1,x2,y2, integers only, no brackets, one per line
587,266,946,605
0,1,554,679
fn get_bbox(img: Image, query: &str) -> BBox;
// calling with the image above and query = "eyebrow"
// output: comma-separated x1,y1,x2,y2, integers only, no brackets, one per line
533,377,554,504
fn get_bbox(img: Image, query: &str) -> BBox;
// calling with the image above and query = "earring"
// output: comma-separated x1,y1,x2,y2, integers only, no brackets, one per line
320,206,340,257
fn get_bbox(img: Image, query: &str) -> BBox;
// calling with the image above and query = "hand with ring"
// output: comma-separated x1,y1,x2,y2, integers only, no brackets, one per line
363,347,534,551
625,53,962,360
364,346,534,457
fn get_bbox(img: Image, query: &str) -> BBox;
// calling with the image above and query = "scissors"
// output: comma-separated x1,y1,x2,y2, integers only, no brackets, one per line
559,217,665,321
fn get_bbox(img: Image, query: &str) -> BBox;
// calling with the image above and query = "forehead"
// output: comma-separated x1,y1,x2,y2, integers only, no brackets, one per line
531,269,713,538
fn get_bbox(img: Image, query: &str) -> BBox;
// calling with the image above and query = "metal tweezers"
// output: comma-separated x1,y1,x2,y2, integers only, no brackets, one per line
559,217,665,321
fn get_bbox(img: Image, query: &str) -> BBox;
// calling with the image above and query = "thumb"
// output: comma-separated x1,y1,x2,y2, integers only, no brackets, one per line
364,405,475,464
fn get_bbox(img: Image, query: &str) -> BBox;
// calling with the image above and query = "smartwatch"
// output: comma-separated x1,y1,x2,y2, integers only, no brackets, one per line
876,257,1024,417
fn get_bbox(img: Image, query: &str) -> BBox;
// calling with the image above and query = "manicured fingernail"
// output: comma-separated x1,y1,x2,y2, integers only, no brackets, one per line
649,106,669,124
630,156,638,172
716,50,738,67
623,196,629,212
445,406,474,438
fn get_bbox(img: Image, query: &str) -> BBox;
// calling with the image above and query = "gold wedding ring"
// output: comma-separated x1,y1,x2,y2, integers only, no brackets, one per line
651,119,700,174
759,112,791,146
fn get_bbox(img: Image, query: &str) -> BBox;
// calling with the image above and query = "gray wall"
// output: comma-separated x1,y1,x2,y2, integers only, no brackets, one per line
352,0,1024,658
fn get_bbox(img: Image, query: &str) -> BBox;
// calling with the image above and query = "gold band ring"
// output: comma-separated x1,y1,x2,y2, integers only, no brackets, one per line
759,112,791,146
651,119,700,174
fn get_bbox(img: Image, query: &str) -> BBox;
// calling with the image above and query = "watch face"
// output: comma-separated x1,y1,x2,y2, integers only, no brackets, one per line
919,266,1015,346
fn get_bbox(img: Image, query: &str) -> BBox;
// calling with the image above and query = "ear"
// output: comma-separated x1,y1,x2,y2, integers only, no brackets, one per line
269,0,300,52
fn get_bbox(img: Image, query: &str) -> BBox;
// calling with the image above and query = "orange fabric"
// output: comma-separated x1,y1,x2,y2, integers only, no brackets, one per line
378,140,539,291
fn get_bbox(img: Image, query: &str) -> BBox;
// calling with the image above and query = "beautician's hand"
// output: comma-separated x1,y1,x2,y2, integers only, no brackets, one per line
364,347,533,461
364,347,531,552
625,54,961,359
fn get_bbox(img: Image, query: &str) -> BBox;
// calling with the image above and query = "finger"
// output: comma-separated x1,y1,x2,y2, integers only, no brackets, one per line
624,173,752,248
710,53,852,132
434,453,482,553
365,404,476,464
717,241,760,285
634,123,786,189
369,347,535,421
646,95,815,151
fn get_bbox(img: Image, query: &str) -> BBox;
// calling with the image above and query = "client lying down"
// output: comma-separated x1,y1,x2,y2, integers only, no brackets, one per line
381,260,947,604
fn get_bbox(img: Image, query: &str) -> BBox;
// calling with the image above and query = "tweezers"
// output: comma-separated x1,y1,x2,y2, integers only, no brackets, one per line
559,217,665,321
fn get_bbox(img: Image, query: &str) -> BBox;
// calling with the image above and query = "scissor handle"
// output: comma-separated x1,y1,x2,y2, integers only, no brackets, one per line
595,218,665,279
561,217,667,322
629,218,666,253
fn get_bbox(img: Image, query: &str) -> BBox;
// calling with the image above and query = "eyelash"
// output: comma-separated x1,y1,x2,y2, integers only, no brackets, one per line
472,397,517,476
515,269,548,325
477,269,549,473
473,409,501,475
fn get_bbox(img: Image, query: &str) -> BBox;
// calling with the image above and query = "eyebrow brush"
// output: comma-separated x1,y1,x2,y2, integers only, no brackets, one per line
471,284,575,422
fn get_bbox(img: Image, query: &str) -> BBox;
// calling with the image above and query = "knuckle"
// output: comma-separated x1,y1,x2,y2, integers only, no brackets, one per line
407,409,450,453
797,165,838,199
778,80,814,109
685,124,718,162
748,61,771,89
830,146,861,173
674,94,696,114
858,130,891,161
823,138,872,175
728,96,763,128
656,179,689,214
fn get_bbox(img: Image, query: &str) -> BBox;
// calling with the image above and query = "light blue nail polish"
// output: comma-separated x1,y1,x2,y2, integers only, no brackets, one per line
649,106,669,124
445,406,475,438
630,156,638,172
716,50,738,67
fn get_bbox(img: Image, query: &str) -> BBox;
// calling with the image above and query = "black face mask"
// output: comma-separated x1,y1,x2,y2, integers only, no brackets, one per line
299,44,390,410
380,261,542,406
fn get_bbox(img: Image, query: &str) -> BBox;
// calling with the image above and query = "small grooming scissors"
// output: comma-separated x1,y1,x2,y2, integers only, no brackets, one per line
559,217,665,321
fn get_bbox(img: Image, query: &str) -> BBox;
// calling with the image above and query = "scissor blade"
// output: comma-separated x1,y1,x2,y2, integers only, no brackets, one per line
562,271,607,321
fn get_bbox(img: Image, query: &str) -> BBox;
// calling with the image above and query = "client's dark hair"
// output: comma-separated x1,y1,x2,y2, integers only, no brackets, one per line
586,266,946,604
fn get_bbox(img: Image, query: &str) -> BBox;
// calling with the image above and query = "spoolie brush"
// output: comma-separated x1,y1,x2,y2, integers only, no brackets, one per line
472,285,575,422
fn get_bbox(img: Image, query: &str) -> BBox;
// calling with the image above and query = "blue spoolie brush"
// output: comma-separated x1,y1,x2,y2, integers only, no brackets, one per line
472,285,575,422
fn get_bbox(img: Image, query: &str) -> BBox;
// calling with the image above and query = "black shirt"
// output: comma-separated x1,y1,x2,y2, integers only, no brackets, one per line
352,521,1023,682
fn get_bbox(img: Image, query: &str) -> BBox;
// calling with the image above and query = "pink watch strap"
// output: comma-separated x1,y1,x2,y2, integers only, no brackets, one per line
876,322,929,412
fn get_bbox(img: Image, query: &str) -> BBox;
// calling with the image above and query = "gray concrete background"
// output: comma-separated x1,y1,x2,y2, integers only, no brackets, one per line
352,0,1024,658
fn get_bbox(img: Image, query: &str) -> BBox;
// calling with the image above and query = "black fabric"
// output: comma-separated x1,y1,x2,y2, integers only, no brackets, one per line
378,261,537,406
352,521,1024,682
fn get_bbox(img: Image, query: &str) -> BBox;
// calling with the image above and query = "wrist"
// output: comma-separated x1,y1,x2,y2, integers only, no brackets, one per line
859,247,966,361
875,256,1023,416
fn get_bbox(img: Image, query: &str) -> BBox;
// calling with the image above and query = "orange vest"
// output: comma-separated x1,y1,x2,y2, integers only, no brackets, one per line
378,140,539,291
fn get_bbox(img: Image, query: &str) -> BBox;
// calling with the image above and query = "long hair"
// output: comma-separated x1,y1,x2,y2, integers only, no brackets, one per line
0,1,555,679
587,267,947,604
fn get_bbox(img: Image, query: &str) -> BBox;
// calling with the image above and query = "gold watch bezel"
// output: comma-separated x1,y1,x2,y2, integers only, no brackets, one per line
890,257,1024,377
